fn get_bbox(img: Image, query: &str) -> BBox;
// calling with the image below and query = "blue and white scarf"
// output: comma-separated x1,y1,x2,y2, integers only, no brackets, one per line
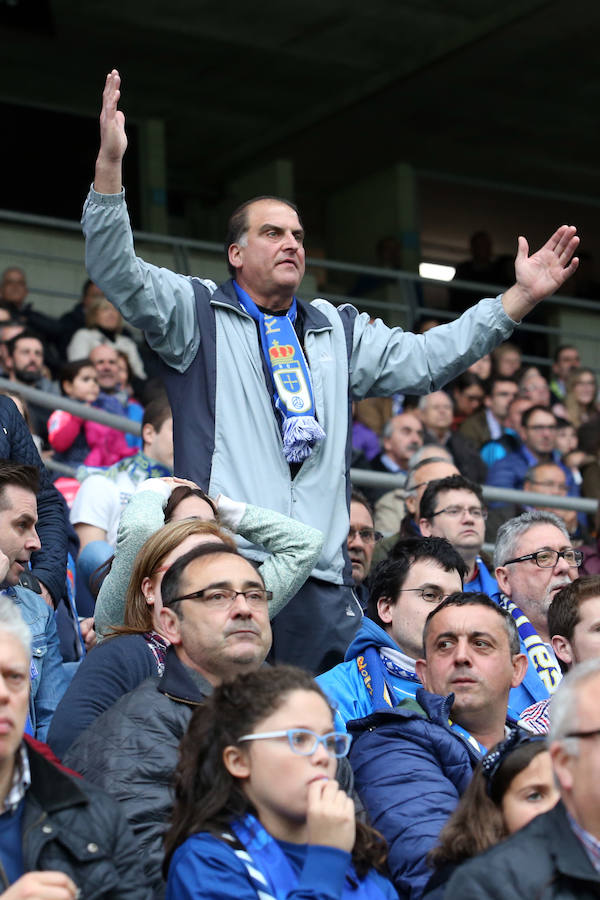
226,814,389,900
497,595,562,694
234,283,325,462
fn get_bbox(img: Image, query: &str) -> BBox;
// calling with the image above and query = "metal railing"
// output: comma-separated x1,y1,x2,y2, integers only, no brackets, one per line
0,206,598,372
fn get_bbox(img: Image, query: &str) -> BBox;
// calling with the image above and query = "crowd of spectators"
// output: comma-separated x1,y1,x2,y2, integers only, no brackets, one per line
2,69,600,900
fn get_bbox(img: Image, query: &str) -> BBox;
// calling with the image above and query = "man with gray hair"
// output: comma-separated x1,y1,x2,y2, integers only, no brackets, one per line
368,412,424,496
493,509,582,719
0,596,149,898
445,658,600,898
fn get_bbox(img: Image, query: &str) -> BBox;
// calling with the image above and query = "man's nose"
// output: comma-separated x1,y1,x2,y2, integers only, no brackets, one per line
453,639,473,665
554,553,571,574
27,528,41,552
230,591,253,616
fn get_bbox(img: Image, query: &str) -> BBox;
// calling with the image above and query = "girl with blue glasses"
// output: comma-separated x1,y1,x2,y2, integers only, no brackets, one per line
164,665,396,899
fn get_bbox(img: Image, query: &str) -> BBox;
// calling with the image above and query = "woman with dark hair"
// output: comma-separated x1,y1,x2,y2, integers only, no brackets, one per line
164,665,396,900
94,477,323,639
423,730,558,897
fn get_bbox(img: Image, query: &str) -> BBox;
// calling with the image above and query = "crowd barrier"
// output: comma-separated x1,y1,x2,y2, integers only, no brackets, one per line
0,207,598,375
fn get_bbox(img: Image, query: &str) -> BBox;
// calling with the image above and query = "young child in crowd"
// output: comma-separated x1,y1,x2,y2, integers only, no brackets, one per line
163,666,396,900
48,359,136,468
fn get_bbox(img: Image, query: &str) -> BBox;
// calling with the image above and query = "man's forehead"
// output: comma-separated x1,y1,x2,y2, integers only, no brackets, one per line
435,488,480,507
92,347,117,363
246,199,301,228
404,558,461,585
429,604,503,637
394,413,422,431
417,462,458,483
4,484,36,510
532,465,565,483
515,524,568,554
350,501,373,528
182,553,260,585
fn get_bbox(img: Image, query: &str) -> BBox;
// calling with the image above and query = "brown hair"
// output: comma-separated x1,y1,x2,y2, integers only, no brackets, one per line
548,575,600,643
108,519,235,636
429,740,547,868
164,666,388,880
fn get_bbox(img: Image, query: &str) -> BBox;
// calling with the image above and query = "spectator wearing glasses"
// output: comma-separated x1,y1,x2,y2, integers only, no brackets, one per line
445,659,600,899
373,450,458,547
318,537,465,732
493,510,582,719
349,593,527,899
486,405,577,495
63,543,273,897
418,474,497,597
163,666,397,900
519,576,600,734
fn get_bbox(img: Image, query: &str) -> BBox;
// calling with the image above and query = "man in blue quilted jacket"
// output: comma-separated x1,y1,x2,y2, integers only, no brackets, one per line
348,593,527,899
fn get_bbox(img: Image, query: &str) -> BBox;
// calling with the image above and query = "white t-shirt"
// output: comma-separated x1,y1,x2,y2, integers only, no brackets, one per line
69,471,138,547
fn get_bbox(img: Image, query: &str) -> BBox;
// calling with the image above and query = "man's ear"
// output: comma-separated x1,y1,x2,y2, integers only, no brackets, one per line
549,740,573,793
228,243,243,271
419,518,433,537
377,596,394,625
405,494,417,516
552,635,574,667
158,606,182,645
415,658,428,687
510,653,529,688
495,565,511,597
223,745,250,779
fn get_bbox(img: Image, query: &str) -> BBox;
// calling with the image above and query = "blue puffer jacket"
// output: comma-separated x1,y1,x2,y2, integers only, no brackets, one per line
317,618,420,732
348,689,484,900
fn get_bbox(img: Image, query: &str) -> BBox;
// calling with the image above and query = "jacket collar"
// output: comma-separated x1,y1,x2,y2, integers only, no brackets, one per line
26,743,87,813
541,801,600,882
211,280,333,333
157,644,213,705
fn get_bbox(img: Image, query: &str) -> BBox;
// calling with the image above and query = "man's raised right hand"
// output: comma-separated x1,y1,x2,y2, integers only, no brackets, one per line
94,69,127,194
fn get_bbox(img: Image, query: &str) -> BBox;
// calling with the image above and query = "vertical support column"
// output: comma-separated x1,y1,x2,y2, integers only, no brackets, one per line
326,163,421,327
139,118,168,234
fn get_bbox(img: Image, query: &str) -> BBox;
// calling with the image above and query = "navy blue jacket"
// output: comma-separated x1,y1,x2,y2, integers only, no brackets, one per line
348,689,484,900
0,396,68,603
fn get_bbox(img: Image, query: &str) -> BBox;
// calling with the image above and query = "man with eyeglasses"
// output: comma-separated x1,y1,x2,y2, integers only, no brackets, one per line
418,474,498,597
347,490,381,603
493,510,581,719
446,658,600,899
317,536,466,731
64,543,274,897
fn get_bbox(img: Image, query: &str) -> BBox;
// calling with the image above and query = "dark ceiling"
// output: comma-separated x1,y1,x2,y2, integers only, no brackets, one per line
2,0,600,243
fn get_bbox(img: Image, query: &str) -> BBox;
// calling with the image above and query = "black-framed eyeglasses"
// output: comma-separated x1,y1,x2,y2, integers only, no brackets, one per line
348,527,383,544
165,587,272,608
397,587,448,603
238,728,351,758
526,424,558,431
430,505,487,520
502,549,583,569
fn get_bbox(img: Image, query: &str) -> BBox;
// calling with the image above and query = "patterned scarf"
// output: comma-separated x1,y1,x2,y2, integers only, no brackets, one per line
234,283,325,462
497,595,562,693
142,631,169,676
77,451,172,486
226,814,389,900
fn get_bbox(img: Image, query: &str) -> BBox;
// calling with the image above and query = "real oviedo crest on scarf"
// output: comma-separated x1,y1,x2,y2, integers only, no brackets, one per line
269,338,312,415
